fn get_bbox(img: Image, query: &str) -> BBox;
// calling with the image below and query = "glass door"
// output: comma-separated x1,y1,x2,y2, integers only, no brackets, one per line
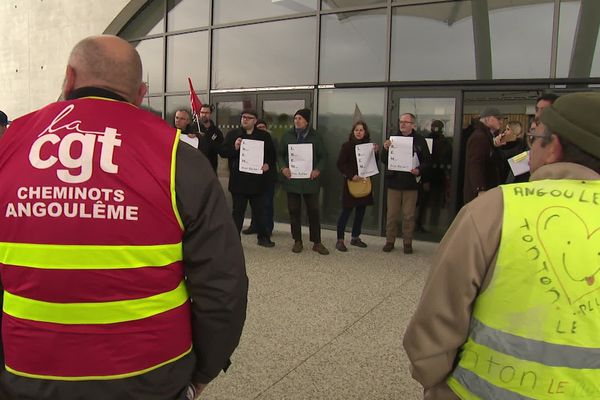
257,91,313,224
388,90,462,241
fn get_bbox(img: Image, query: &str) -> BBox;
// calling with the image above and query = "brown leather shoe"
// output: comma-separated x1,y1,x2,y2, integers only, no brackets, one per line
403,242,413,254
335,240,347,252
312,242,330,255
292,240,303,253
382,242,395,252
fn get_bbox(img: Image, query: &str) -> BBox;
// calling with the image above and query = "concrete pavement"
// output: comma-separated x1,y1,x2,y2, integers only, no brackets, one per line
202,223,436,400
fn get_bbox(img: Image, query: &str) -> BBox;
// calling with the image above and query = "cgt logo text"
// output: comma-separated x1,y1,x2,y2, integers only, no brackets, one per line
28,104,122,183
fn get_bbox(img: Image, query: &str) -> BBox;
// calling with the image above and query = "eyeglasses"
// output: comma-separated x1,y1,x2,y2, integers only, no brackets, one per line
241,115,256,120
399,120,414,125
526,133,549,148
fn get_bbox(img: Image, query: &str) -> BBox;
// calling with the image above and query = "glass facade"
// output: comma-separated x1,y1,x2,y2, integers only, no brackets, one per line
322,0,385,9
320,9,387,84
120,0,164,39
167,0,209,31
118,0,600,239
318,88,385,232
488,0,554,79
212,18,317,89
133,38,164,94
556,0,581,78
166,31,209,92
214,0,317,25
391,2,476,81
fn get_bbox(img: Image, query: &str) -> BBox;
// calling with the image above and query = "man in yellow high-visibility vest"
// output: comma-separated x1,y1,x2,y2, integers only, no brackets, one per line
404,92,600,400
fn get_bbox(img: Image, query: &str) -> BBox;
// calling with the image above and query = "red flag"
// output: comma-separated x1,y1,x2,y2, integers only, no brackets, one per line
188,77,202,121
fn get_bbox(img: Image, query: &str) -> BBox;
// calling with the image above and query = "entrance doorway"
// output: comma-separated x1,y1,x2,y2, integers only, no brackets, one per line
387,90,462,241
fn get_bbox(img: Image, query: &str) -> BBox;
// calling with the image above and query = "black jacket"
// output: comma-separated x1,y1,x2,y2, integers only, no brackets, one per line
381,130,431,191
198,120,224,172
221,128,276,195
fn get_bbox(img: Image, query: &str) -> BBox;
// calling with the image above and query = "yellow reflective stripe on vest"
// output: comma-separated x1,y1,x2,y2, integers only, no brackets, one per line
171,131,184,230
0,242,182,269
5,346,193,381
3,280,188,324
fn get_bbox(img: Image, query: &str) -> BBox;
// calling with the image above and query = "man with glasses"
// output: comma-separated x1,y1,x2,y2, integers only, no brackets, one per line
198,104,223,173
404,92,600,400
221,110,276,247
462,107,506,204
381,113,431,254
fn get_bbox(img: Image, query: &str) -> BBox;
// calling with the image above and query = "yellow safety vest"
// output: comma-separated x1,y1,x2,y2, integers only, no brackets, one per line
448,179,600,399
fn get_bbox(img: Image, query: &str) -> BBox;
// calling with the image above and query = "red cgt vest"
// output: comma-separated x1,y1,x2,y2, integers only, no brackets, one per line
0,96,191,380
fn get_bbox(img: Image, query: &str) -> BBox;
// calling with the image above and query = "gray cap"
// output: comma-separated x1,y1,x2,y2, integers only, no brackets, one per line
479,107,503,119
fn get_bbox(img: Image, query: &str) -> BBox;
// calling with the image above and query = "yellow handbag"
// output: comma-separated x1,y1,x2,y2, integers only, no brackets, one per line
347,177,372,198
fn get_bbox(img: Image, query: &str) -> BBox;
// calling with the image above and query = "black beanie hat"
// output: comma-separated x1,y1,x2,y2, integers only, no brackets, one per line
294,108,311,124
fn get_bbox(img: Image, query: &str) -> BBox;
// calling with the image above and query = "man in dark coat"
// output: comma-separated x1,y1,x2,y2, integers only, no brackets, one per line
381,113,431,254
197,104,224,173
242,119,277,236
462,107,505,204
221,110,276,247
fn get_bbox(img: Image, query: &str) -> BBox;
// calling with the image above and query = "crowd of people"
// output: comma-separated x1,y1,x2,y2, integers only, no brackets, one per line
172,104,440,256
171,94,555,259
462,94,559,203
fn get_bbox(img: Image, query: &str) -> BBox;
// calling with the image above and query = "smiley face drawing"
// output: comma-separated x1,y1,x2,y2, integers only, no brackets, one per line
537,206,600,305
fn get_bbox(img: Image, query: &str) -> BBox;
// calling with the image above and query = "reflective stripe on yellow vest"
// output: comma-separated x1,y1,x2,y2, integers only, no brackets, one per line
4,280,188,324
448,179,600,399
0,242,182,269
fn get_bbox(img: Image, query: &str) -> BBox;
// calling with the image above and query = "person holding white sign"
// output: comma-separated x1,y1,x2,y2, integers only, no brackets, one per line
221,110,276,248
380,113,431,254
278,108,329,255
335,120,379,252
174,109,199,149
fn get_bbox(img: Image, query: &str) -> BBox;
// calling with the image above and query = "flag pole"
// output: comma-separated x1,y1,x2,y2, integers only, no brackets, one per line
188,77,203,133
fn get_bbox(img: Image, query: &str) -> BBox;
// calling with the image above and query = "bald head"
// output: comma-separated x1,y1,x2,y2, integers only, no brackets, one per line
63,35,146,105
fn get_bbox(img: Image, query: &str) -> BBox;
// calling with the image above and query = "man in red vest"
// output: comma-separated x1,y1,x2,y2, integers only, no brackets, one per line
0,35,247,400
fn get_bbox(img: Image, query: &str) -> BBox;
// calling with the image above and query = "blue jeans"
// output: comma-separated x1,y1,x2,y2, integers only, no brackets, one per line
336,206,366,240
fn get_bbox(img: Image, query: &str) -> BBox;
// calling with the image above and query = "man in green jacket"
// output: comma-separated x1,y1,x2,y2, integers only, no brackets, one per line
278,108,329,255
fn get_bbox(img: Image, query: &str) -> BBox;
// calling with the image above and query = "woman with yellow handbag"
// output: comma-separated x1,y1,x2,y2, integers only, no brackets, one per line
335,120,379,252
